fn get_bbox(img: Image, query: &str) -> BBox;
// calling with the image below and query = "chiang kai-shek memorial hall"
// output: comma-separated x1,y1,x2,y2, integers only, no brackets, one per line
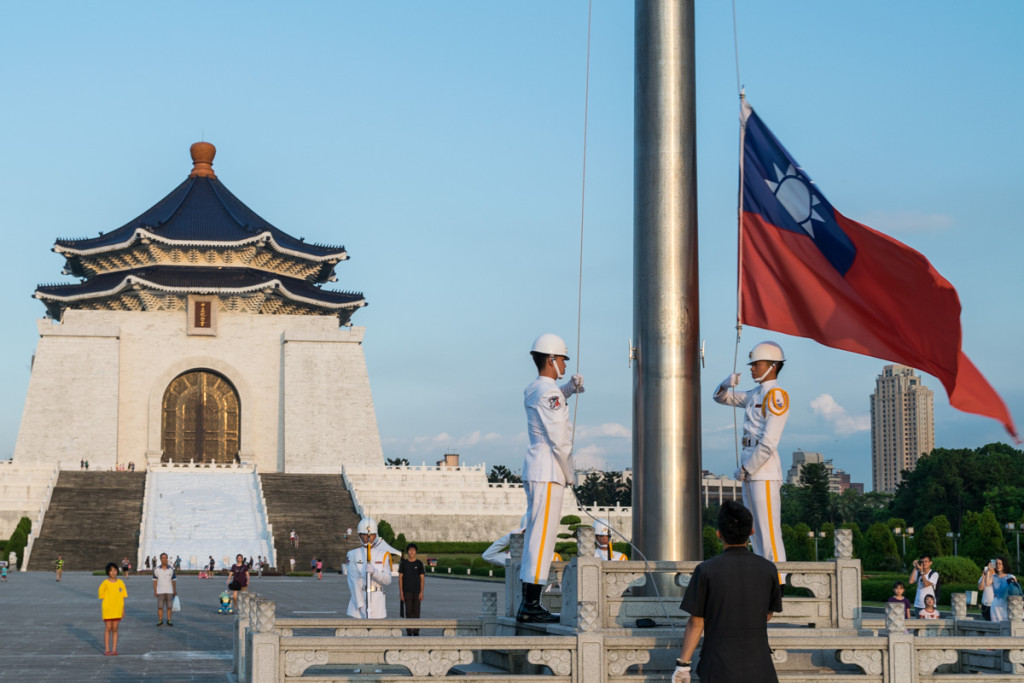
13,142,384,475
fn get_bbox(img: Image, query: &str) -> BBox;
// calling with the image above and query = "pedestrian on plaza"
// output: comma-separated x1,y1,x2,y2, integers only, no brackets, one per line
121,556,131,579
673,500,782,683
173,555,182,570
257,556,264,577
290,529,298,548
979,561,996,620
909,555,939,612
208,556,215,573
918,594,940,619
84,459,89,470
98,562,127,656
399,543,426,635
289,557,296,573
713,342,789,566
55,554,64,582
887,581,912,619
153,552,177,626
145,556,151,570
227,553,249,610
982,556,1016,622
518,333,584,623
1,563,8,583
315,557,323,580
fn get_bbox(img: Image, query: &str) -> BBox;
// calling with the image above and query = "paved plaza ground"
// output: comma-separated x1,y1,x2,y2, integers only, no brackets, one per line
0,569,506,682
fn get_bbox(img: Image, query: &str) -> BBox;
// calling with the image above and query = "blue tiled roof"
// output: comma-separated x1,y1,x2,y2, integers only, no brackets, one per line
53,175,346,259
36,266,366,309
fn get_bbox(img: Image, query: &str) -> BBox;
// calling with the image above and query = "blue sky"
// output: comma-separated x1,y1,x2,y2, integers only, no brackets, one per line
2,2,1021,490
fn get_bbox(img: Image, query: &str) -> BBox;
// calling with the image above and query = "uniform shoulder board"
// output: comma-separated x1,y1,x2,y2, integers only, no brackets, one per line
766,388,789,416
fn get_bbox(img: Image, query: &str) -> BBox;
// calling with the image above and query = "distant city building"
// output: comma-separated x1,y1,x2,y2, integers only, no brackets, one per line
785,450,862,494
870,364,935,493
700,471,742,508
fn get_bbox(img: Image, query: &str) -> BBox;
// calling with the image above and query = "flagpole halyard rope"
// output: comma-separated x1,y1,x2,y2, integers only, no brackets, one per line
732,0,746,468
570,0,593,450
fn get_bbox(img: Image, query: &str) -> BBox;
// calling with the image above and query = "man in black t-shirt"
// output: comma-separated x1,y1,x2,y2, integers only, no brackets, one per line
673,500,782,683
398,543,426,636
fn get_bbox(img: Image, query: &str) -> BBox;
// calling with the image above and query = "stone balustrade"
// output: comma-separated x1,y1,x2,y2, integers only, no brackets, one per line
241,529,1024,681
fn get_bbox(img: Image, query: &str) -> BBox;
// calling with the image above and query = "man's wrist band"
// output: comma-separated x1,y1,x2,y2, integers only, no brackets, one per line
675,659,691,668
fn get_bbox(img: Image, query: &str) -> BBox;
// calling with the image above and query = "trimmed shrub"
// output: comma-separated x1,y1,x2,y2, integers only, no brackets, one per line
703,526,721,559
377,520,396,546
414,542,492,554
931,555,980,584
6,517,31,569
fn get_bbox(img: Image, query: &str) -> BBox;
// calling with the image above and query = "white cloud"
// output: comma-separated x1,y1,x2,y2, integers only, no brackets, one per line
575,422,631,439
858,211,954,234
810,394,870,436
573,444,609,472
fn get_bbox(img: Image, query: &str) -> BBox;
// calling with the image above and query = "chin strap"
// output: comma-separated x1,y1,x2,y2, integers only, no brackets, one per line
753,362,776,383
550,356,565,380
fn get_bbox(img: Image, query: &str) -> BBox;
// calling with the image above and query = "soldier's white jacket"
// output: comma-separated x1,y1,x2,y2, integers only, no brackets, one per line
713,376,789,481
346,538,393,619
522,376,576,485
593,545,627,561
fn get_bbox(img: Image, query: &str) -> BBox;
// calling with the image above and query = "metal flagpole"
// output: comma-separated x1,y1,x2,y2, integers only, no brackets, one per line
632,0,702,586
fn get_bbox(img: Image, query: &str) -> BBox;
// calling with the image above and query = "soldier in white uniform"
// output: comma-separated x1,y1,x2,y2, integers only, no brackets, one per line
518,333,583,623
346,518,393,619
592,519,627,561
713,342,788,567
483,514,562,567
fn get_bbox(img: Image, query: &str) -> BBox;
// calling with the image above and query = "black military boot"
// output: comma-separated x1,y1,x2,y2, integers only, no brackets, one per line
516,582,559,623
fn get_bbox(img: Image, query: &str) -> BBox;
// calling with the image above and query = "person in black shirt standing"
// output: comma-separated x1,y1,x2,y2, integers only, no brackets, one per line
673,500,783,683
398,543,426,636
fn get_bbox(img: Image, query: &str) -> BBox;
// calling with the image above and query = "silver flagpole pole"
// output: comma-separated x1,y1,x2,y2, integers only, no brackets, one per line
633,0,702,586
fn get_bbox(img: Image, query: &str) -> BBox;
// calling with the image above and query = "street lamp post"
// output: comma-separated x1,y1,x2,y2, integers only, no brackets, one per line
893,526,914,565
808,530,826,561
946,531,960,556
1007,523,1021,570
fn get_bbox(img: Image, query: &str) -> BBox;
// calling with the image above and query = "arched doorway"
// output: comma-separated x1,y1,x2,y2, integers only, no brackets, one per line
161,370,240,463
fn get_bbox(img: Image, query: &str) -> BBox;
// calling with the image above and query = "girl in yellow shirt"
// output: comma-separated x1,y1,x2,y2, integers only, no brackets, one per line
98,562,127,655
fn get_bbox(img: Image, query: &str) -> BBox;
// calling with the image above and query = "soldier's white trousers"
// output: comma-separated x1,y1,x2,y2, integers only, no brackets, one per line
520,481,563,585
742,479,787,565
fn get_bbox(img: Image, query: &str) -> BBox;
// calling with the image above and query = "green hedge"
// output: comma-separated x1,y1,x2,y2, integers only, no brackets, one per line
416,542,493,554
5,517,31,569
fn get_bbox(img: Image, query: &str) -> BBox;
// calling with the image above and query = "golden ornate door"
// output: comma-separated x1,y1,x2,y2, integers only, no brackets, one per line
162,370,240,463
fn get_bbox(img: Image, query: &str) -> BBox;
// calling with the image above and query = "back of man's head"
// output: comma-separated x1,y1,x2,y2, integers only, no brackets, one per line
718,500,754,545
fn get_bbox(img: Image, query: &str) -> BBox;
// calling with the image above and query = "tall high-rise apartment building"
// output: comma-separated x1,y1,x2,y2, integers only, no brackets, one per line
871,365,935,492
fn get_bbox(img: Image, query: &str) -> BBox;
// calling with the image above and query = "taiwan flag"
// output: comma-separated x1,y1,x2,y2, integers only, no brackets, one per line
739,99,1017,439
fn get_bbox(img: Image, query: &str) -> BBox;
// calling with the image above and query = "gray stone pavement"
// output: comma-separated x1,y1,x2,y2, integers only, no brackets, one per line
0,570,506,682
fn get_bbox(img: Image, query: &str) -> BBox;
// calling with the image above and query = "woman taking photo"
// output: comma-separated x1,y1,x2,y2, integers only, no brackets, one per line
981,556,1017,622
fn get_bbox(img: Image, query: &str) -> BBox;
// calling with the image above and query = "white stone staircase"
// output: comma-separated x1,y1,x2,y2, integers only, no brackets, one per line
139,468,274,570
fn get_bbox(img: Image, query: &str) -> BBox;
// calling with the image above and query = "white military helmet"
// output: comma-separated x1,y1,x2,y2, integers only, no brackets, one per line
531,333,570,359
593,519,611,536
747,341,785,364
357,518,378,535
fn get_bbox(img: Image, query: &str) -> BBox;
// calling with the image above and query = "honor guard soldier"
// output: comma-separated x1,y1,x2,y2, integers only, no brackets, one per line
483,514,562,567
713,342,788,566
518,334,584,623
346,518,393,619
592,519,627,561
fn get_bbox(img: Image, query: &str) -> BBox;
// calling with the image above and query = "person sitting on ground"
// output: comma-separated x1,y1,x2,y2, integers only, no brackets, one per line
887,580,912,619
918,593,940,619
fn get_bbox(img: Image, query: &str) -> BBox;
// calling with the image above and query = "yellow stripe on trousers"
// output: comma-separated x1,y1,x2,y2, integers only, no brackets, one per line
534,482,553,583
765,481,782,584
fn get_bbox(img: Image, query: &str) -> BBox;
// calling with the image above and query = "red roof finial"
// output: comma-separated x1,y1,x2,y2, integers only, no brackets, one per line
189,142,217,178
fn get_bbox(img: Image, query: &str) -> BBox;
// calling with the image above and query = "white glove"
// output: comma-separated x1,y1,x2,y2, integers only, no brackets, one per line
571,374,585,394
733,467,746,482
671,665,691,683
726,372,742,387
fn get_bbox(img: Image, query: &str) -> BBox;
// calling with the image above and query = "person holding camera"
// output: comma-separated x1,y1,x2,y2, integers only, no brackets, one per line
909,555,938,611
981,556,1016,622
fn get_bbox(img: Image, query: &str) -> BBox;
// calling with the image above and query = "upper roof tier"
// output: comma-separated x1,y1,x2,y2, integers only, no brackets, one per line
54,142,349,281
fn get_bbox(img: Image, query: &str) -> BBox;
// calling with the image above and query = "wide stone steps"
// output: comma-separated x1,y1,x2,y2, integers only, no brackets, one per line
27,471,145,572
259,474,362,572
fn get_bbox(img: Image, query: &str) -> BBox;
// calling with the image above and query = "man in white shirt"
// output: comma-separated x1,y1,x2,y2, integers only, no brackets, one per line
153,552,177,627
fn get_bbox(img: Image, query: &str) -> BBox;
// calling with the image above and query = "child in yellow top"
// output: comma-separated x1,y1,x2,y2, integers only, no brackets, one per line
98,562,127,655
